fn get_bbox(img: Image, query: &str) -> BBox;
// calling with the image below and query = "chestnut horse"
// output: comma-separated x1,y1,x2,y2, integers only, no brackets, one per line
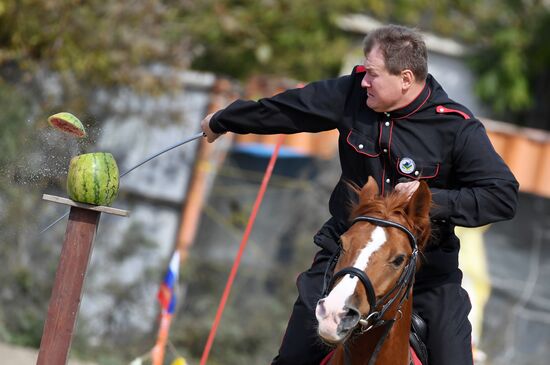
315,177,432,365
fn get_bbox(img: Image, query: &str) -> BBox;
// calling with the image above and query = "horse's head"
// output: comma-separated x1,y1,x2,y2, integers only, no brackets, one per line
315,177,432,344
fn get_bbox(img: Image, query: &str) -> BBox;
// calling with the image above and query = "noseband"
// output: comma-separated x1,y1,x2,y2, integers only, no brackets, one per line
325,215,419,331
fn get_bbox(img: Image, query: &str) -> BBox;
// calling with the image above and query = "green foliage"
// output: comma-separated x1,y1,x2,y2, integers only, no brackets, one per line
1,0,548,124
0,0,186,90
465,1,549,123
178,0,365,81
177,0,483,81
178,0,549,124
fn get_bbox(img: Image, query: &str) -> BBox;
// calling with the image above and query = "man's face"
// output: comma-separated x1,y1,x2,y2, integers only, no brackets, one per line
361,45,404,112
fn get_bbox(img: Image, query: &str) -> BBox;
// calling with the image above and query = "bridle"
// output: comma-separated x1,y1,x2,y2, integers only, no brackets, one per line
323,215,419,365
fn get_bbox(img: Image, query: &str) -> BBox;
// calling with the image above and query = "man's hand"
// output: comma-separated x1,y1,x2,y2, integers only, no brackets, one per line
395,180,420,200
201,112,223,143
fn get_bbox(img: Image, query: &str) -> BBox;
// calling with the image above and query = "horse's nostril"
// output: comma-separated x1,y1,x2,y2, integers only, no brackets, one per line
316,298,327,318
345,306,360,319
340,306,361,330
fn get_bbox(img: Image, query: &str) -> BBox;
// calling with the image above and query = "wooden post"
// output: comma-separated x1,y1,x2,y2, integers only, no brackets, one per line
37,194,129,365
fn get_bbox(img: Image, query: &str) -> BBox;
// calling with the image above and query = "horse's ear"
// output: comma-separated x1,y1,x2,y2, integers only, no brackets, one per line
359,177,379,203
405,181,432,246
405,181,431,218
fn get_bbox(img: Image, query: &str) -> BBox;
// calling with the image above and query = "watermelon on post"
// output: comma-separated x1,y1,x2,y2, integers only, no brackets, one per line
48,112,87,138
67,152,119,206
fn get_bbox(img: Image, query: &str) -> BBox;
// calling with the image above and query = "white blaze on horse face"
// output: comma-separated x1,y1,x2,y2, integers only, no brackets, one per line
316,227,387,337
325,227,386,310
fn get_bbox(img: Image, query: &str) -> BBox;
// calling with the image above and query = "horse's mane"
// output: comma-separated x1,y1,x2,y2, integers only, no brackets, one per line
350,190,409,221
346,181,432,249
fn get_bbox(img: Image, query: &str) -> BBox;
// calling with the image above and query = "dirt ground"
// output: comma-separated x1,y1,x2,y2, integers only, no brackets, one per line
0,342,96,365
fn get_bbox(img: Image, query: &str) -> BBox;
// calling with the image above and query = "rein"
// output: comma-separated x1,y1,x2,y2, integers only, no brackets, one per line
325,215,419,365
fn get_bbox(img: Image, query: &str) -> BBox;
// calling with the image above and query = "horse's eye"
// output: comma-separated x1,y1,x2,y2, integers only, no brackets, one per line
391,255,405,267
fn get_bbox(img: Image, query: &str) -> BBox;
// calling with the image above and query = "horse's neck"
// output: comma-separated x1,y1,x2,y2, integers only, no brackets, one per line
330,297,413,365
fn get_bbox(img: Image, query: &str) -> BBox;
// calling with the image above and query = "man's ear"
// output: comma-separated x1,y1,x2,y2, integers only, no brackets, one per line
405,181,432,246
401,69,415,91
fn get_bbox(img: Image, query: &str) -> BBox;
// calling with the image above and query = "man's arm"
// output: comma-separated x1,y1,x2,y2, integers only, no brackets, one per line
202,75,353,139
430,120,519,227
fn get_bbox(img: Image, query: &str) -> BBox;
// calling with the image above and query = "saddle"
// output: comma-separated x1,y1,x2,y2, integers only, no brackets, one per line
409,312,428,365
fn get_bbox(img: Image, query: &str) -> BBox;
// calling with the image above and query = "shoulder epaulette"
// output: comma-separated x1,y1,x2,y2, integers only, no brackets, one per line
436,105,471,120
352,65,366,74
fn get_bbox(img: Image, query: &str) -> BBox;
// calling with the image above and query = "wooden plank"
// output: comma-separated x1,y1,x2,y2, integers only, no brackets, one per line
37,207,101,365
42,194,129,217
506,136,543,192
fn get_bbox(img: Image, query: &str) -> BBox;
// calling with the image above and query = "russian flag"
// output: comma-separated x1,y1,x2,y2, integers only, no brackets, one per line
157,251,180,314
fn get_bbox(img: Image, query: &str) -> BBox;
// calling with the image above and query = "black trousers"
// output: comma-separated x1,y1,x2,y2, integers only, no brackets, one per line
271,248,474,365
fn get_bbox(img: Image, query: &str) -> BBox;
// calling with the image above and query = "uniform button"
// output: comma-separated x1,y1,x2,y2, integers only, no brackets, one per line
384,112,390,117
414,171,419,176
383,148,388,153
358,144,364,149
385,178,391,184
385,121,390,127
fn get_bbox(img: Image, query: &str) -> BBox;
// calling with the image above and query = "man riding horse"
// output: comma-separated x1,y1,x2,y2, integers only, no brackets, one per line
200,24,518,365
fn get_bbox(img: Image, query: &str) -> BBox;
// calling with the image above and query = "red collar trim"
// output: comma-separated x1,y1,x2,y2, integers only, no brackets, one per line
391,84,431,120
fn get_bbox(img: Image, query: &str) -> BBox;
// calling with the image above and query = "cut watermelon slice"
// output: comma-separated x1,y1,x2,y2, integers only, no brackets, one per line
48,112,86,138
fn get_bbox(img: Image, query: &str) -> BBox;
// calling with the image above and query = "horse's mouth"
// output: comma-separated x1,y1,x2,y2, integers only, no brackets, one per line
317,325,354,346
317,306,361,345
318,335,340,347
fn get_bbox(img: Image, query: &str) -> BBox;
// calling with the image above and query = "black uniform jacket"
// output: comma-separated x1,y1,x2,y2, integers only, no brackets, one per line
210,67,519,288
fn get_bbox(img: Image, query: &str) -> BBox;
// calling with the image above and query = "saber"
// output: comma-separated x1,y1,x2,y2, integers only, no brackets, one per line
119,132,204,178
40,132,205,233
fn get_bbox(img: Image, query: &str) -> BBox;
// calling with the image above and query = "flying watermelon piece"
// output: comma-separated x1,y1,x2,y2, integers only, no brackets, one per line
48,112,86,138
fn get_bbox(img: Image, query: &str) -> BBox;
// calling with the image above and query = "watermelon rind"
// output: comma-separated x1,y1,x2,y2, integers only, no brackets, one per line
48,112,87,138
67,152,119,206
